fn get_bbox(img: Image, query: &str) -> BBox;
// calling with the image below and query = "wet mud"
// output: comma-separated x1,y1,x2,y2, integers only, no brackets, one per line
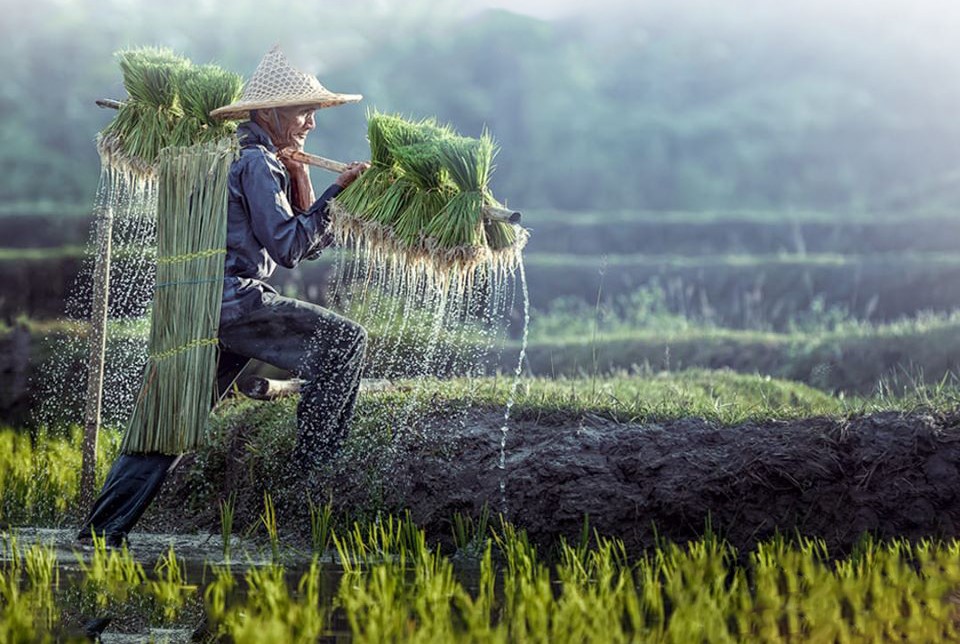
154,410,960,556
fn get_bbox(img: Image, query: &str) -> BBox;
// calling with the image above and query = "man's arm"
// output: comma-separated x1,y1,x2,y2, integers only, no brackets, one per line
241,148,331,269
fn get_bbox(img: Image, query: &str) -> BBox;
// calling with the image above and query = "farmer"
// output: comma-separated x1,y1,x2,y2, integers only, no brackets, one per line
79,46,369,546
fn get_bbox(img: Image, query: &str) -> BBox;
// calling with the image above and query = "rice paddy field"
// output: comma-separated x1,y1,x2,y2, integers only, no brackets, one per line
3,201,960,640
0,374,959,640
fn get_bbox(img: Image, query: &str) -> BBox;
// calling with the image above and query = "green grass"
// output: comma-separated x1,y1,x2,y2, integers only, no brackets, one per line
522,306,960,394
202,372,849,445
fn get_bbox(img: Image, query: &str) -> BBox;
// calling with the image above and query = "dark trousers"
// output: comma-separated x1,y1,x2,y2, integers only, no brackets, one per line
79,293,367,543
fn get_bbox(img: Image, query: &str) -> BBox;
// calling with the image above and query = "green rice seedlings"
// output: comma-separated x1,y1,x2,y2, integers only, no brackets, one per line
0,537,61,642
483,218,518,251
437,132,496,194
174,63,242,146
451,503,491,556
392,142,449,250
147,545,196,623
260,492,280,563
203,564,236,624
213,561,324,642
22,542,59,635
373,111,450,159
99,48,242,177
368,177,415,231
393,188,449,252
308,498,334,559
118,47,187,107
334,111,410,216
76,532,147,612
424,191,485,258
450,540,498,638
100,48,190,174
220,493,236,560
331,112,527,279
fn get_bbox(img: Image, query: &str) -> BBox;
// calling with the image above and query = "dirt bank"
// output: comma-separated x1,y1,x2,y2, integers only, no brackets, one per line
154,410,960,555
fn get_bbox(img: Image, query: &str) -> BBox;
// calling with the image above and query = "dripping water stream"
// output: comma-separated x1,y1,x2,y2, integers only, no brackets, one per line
498,260,529,516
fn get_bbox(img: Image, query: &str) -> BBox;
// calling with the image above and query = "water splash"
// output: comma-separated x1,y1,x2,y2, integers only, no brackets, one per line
34,165,156,431
323,224,530,501
498,260,529,516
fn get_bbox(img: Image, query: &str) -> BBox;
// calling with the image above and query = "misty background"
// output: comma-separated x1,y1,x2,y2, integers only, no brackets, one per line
2,0,960,425
3,0,960,214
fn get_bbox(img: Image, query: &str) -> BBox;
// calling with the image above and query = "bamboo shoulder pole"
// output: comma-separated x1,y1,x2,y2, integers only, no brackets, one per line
285,150,522,224
97,99,522,224
80,204,113,505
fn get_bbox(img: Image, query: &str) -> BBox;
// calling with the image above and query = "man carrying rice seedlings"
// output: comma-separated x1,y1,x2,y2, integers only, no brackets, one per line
79,47,370,547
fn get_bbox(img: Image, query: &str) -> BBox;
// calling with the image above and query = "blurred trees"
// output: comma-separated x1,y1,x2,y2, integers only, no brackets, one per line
1,0,959,213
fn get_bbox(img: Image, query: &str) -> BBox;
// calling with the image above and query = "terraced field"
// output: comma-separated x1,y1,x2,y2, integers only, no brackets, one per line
2,207,960,638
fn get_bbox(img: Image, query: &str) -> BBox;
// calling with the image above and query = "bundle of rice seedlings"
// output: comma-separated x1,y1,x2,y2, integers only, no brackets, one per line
392,142,449,251
92,47,243,454
173,63,243,147
98,48,188,175
98,48,242,178
121,138,236,454
330,113,527,277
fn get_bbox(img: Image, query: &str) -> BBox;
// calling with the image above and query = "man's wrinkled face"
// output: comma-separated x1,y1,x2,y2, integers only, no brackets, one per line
278,105,318,150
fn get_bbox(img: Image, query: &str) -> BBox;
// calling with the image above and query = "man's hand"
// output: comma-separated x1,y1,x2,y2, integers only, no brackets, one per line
335,162,371,189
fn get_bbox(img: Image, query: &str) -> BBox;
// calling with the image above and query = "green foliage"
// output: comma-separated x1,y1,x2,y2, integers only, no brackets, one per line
219,492,236,561
75,533,147,613
176,64,244,133
308,498,334,559
331,517,960,641
0,427,119,526
260,492,281,563
0,536,59,642
452,503,491,556
206,560,325,643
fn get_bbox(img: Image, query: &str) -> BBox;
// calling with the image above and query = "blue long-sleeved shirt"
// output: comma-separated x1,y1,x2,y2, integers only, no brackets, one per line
220,121,342,326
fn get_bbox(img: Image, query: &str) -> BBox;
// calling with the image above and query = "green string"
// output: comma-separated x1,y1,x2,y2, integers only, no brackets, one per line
156,248,226,264
154,277,222,289
150,337,219,361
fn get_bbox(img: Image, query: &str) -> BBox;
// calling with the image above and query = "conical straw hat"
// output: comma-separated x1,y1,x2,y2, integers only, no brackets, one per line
210,45,361,120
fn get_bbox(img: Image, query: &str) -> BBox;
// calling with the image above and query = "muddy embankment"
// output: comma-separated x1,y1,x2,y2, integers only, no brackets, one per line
154,410,960,556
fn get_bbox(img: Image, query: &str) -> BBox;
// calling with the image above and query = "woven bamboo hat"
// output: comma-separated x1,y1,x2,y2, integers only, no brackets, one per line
210,45,362,120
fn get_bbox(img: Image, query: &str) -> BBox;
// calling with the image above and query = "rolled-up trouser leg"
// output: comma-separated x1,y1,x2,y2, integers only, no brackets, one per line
218,292,367,470
294,319,366,466
77,454,180,544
